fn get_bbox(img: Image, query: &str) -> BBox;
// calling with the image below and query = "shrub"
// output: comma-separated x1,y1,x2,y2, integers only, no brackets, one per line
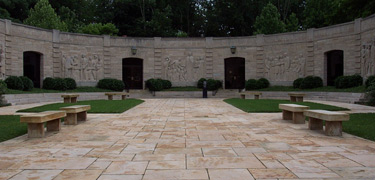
206,79,222,91
257,78,270,89
365,75,375,88
366,83,375,106
197,78,206,89
0,80,7,95
293,78,304,89
160,79,172,89
54,78,67,91
300,76,323,89
64,78,77,90
335,74,363,89
245,79,259,90
5,76,24,90
146,78,163,91
97,78,125,91
43,77,56,90
19,76,34,91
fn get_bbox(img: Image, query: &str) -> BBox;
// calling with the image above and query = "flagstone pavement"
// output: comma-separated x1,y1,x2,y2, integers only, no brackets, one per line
1,98,375,180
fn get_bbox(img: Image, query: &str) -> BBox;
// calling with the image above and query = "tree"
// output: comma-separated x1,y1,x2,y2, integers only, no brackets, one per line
77,23,119,36
0,0,37,23
24,0,67,31
254,2,285,35
286,13,299,32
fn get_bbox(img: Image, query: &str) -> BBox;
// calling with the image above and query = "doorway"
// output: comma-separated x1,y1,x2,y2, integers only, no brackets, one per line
23,51,41,88
225,57,245,89
326,50,344,86
122,58,143,89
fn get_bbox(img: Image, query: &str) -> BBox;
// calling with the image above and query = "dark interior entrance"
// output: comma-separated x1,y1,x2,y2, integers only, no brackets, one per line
225,57,245,89
23,51,41,88
123,58,143,89
326,50,344,86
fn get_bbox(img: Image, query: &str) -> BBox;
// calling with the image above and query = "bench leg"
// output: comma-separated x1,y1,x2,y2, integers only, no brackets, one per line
108,95,113,100
254,95,260,99
325,121,343,136
296,97,303,102
121,95,127,100
240,94,245,99
308,117,323,130
282,110,293,120
77,111,87,121
292,112,305,124
27,123,44,138
71,97,77,103
64,97,71,103
290,96,296,102
47,118,61,132
65,113,78,125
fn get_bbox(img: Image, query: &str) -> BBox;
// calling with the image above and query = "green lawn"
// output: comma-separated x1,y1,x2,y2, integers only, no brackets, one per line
224,98,348,113
0,115,26,142
344,114,375,141
17,99,144,113
250,86,366,93
5,87,118,94
162,86,201,91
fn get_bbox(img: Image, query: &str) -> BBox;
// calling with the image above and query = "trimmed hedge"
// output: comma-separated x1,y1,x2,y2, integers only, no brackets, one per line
257,78,270,89
54,78,67,91
19,76,34,91
97,78,125,91
0,80,7,95
335,74,363,89
5,76,24,90
206,79,222,91
64,78,77,90
293,78,304,89
42,77,56,90
300,76,323,89
197,78,206,89
366,84,375,106
146,78,163,91
160,79,172,89
245,78,270,90
365,75,375,88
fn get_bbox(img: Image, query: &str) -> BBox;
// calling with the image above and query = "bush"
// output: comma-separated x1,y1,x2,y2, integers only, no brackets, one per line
19,76,34,91
160,79,172,89
257,78,270,89
245,79,259,90
53,78,67,91
365,75,375,88
293,78,304,89
5,76,24,90
335,74,363,89
206,79,222,91
197,78,206,89
300,76,323,89
43,77,56,90
97,78,125,91
0,80,7,95
64,78,77,90
146,78,163,91
366,83,375,106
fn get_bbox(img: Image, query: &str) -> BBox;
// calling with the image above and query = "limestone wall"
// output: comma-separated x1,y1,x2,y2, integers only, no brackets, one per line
0,14,375,88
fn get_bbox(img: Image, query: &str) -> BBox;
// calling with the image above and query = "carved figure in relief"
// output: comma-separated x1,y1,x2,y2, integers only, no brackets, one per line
361,39,375,78
62,54,104,81
63,55,78,78
264,52,305,81
81,55,89,80
193,57,204,80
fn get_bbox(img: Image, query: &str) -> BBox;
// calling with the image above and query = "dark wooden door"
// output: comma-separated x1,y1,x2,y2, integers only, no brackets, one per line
327,50,344,86
23,52,41,88
225,57,245,89
123,58,143,89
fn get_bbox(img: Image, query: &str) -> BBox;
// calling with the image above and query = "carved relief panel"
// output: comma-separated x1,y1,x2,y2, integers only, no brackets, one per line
163,52,205,82
361,38,375,78
264,52,306,81
62,54,104,81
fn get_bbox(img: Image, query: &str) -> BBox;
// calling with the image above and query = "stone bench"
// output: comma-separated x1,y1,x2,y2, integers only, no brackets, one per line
60,105,91,125
279,104,309,124
105,92,129,100
239,92,262,99
20,111,66,138
288,93,306,102
61,94,79,103
304,110,349,136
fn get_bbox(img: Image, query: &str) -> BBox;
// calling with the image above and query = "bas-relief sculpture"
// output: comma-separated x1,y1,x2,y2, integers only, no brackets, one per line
0,44,5,79
62,54,104,81
265,53,306,81
163,52,205,82
361,38,375,78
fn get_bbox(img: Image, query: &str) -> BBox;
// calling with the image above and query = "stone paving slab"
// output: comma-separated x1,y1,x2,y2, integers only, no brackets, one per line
1,99,375,179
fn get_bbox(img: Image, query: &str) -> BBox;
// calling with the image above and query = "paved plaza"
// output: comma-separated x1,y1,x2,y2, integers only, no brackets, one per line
1,99,375,179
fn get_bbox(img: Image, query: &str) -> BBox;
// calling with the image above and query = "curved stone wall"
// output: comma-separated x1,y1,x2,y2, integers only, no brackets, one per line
0,14,374,88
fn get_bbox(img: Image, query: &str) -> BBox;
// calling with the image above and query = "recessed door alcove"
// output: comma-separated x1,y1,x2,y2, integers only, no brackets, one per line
325,50,344,86
224,57,245,89
122,58,143,89
23,51,42,88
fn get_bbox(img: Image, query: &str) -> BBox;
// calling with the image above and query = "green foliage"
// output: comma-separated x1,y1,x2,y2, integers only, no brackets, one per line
5,76,24,91
257,78,270,89
366,83,375,106
0,115,26,142
206,79,222,91
63,78,77,90
78,23,119,36
42,77,56,90
293,78,304,89
343,113,375,141
146,78,163,91
53,78,67,91
0,80,7,95
365,75,375,88
97,78,125,91
24,0,68,31
285,13,299,32
300,76,323,89
176,30,188,37
19,76,34,91
254,2,285,35
245,79,259,90
197,78,206,89
160,79,172,89
335,74,363,89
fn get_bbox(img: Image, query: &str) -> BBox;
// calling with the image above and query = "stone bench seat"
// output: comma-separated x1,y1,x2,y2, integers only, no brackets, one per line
61,94,79,103
288,93,306,102
105,92,129,100
60,105,91,125
279,104,309,124
20,111,66,138
239,92,262,99
304,110,349,136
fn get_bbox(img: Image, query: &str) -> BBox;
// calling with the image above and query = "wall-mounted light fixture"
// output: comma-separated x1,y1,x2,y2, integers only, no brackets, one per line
131,46,137,55
230,46,236,54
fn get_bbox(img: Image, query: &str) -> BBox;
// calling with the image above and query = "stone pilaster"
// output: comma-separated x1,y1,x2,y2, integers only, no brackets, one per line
256,34,264,78
4,20,12,76
354,18,362,74
205,37,213,78
52,30,61,77
306,28,315,76
103,35,111,78
154,37,162,79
